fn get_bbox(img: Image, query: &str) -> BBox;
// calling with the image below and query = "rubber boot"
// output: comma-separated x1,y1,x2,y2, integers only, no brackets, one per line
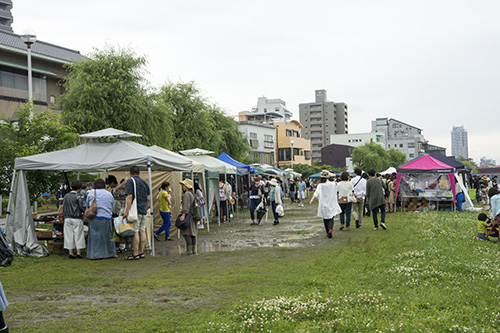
191,245,197,255
182,245,193,256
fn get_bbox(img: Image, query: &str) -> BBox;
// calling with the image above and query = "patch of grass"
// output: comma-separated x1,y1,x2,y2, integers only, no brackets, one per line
2,206,499,332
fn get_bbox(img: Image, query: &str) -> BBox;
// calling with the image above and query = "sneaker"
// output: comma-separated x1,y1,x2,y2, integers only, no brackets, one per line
198,223,205,229
154,234,160,242
339,225,344,230
374,227,379,230
355,220,360,228
346,226,350,231
167,237,174,241
327,229,333,238
273,220,279,225
76,254,83,259
68,254,76,259
359,224,363,228
380,222,387,230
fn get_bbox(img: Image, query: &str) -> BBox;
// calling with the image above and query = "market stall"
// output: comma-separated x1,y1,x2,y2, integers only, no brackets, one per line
395,155,456,211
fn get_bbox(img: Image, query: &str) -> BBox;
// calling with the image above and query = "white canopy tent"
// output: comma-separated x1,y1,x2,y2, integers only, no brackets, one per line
7,139,192,257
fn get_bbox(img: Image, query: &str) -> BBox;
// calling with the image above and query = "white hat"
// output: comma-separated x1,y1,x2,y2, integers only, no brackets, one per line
269,179,278,186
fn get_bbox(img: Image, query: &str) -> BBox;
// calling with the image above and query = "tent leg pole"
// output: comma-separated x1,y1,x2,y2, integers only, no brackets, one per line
147,163,155,257
236,176,239,219
5,170,17,234
225,174,228,222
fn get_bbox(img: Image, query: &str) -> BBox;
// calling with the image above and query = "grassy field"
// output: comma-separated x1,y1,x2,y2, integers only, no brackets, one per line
1,202,499,332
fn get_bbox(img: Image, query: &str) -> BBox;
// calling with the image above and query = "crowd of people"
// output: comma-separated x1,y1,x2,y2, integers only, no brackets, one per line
474,177,500,241
247,168,398,236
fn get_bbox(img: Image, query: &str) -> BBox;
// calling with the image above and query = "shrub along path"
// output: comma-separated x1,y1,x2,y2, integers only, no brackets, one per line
2,200,499,332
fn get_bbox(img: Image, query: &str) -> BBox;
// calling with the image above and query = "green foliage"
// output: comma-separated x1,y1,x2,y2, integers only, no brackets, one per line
456,157,478,174
59,45,170,147
154,81,249,160
0,101,77,203
351,142,406,171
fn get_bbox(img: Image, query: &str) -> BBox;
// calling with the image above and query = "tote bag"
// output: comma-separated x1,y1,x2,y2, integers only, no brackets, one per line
127,177,138,223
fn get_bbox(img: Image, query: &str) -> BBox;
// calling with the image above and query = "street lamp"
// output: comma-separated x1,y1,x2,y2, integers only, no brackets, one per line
20,29,37,100
290,140,294,169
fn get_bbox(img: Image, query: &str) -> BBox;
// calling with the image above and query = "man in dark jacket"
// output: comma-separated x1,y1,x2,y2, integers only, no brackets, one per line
366,169,387,231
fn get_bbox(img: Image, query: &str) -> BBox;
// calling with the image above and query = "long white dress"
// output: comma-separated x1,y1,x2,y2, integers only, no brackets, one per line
314,181,342,219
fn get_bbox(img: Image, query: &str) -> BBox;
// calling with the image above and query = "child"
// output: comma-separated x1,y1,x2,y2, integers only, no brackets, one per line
476,213,492,240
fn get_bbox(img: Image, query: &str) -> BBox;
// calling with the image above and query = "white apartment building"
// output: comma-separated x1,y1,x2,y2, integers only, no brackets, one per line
372,117,425,160
238,96,293,123
330,132,385,148
238,121,276,165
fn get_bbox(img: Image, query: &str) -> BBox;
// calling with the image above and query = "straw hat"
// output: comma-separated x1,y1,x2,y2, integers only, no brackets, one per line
179,179,193,190
269,178,278,186
321,170,330,178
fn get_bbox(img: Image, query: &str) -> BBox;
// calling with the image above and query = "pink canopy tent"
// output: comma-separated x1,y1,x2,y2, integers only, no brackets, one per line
395,155,457,204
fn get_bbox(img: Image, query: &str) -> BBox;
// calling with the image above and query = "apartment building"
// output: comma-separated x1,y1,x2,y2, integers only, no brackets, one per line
299,89,348,163
274,120,312,168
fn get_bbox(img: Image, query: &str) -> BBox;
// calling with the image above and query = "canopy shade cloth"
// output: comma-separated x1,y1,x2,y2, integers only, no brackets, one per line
428,153,471,172
179,148,215,156
217,152,255,174
14,140,192,172
396,155,455,174
78,128,142,139
183,154,237,174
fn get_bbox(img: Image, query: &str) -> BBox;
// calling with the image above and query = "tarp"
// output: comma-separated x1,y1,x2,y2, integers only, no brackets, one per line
14,140,193,172
5,171,49,257
217,152,255,174
429,153,471,172
185,155,237,174
380,167,397,175
396,155,455,174
78,128,142,139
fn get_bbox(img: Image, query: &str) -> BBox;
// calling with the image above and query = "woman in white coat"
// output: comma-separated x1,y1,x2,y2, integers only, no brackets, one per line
310,170,342,238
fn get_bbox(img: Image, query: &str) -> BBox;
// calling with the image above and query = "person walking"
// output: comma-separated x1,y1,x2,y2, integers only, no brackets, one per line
0,281,8,333
249,178,264,225
269,178,282,225
387,175,396,212
123,166,151,260
86,179,116,259
337,171,354,230
179,179,197,255
351,168,366,228
154,181,173,241
297,177,306,207
366,169,387,230
218,180,228,223
310,170,342,238
62,180,86,259
289,179,296,203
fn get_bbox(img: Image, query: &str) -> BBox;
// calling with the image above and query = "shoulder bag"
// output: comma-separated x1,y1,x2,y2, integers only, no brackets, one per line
84,189,98,219
127,177,138,223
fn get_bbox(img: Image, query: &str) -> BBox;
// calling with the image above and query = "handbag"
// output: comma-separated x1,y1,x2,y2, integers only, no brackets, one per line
348,192,357,203
276,204,284,217
175,212,191,230
127,177,138,223
84,189,98,219
196,190,206,206
118,221,135,238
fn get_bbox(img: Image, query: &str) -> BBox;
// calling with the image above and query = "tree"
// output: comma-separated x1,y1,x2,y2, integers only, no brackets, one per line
59,45,170,146
456,157,478,174
0,101,77,203
351,142,406,172
291,162,345,179
154,81,249,159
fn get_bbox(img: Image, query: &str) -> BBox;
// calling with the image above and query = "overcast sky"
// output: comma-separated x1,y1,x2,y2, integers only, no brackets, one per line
12,0,500,164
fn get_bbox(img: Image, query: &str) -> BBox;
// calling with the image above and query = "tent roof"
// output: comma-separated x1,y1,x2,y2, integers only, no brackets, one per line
217,152,255,173
179,148,214,156
397,155,455,174
150,145,204,174
380,167,397,175
429,153,470,171
14,140,192,172
78,128,142,138
186,155,237,174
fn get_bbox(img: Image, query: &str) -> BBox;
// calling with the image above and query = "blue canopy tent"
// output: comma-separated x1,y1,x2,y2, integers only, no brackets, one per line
217,152,255,217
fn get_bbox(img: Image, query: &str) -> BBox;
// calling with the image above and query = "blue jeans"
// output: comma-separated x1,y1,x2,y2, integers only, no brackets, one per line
156,211,171,239
372,205,386,228
249,199,261,220
456,193,464,212
339,203,352,227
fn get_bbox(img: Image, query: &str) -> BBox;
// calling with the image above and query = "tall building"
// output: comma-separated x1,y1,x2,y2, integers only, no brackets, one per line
0,0,13,33
451,126,468,159
238,96,292,123
299,89,348,163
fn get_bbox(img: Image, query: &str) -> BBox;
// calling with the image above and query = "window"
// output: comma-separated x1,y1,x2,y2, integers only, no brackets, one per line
409,153,415,158
50,95,55,104
293,130,299,137
264,108,267,112
249,132,257,139
278,148,291,161
399,144,403,148
305,151,311,160
264,135,273,142
286,129,292,137
408,142,415,148
275,107,280,112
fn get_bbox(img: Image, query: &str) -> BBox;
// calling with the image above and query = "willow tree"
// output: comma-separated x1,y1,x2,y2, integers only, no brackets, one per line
58,45,169,146
351,142,406,172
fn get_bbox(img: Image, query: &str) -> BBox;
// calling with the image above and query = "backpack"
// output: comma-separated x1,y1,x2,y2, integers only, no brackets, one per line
192,192,202,221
